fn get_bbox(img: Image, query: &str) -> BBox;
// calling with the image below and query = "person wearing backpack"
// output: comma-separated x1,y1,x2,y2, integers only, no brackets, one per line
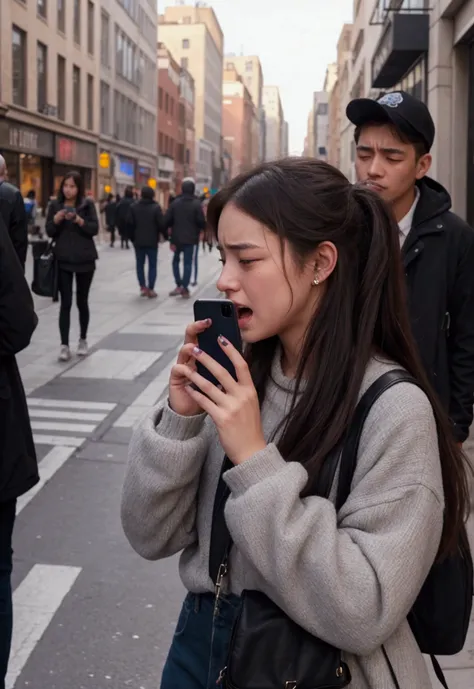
121,159,471,689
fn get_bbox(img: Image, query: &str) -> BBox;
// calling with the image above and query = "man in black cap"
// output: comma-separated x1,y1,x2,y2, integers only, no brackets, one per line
347,90,474,446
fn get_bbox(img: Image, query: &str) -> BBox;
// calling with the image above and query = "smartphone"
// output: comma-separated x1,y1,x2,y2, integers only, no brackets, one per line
193,299,243,387
65,208,76,218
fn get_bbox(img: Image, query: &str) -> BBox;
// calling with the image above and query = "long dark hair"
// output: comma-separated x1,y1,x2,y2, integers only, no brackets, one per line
57,170,85,205
207,157,470,559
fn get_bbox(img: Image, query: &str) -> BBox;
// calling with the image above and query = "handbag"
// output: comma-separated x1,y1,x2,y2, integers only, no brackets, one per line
31,240,58,301
210,370,422,689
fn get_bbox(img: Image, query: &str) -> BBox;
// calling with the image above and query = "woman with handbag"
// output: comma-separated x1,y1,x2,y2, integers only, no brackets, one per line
121,159,470,689
46,171,99,362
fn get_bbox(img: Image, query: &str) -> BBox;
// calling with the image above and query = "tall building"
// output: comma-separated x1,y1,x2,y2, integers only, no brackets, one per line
222,66,254,178
282,121,289,157
180,68,196,183
156,42,181,206
0,0,101,207
158,5,224,191
263,86,284,161
327,23,352,178
312,91,330,161
98,0,158,195
224,55,265,163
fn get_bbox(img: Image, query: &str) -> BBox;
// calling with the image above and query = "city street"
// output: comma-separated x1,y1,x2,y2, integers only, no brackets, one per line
8,241,474,689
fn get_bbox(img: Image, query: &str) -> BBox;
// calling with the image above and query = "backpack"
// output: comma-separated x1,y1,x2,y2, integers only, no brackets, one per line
336,369,473,689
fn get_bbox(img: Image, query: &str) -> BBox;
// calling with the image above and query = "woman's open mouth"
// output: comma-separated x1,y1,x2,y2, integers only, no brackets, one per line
236,306,253,327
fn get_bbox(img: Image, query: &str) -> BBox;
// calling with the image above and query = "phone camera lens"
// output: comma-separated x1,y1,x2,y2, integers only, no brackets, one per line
221,303,232,318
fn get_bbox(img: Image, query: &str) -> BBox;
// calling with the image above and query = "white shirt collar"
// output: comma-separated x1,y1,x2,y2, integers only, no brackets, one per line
398,187,420,247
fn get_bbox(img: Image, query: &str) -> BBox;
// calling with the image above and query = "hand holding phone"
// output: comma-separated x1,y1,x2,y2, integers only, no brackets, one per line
192,300,242,387
169,318,213,417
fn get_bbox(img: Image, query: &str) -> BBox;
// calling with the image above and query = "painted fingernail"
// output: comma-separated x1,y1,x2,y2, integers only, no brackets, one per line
205,318,212,325
218,335,228,346
193,346,202,355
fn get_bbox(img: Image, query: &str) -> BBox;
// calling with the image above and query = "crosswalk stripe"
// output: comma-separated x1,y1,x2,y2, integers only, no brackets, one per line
28,398,116,411
28,409,107,422
17,446,75,515
6,564,82,689
31,420,97,434
33,434,85,448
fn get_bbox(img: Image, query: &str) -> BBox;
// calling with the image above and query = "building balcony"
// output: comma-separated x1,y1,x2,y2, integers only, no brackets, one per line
370,1,429,89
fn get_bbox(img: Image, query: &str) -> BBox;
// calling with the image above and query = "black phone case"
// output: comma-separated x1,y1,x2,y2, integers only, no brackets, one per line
193,299,243,387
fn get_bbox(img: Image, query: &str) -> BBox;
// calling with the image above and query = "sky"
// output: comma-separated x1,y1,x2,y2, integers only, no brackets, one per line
161,0,354,154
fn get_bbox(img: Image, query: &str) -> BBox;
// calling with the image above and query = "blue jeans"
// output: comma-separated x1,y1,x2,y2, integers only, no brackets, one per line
0,500,16,689
192,244,199,284
161,592,241,689
135,247,158,290
172,244,195,290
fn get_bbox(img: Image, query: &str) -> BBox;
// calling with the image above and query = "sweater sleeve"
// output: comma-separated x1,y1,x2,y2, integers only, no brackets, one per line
223,383,444,656
121,401,210,561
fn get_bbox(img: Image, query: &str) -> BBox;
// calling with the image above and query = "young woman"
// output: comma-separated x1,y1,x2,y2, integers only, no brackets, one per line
46,171,99,362
121,159,470,689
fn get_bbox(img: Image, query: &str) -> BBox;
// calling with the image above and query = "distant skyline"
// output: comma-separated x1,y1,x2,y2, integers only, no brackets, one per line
160,1,354,153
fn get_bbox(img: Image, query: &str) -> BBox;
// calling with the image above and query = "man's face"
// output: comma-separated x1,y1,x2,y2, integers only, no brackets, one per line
355,123,431,205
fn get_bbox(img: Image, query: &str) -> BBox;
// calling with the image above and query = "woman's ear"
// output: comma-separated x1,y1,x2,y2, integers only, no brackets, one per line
312,241,338,284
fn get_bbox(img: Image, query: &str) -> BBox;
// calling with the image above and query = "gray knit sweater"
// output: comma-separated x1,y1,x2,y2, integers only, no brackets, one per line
121,354,444,688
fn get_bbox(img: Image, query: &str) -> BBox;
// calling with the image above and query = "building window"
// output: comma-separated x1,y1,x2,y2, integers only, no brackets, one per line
87,74,94,130
158,87,163,109
182,39,190,49
245,60,253,72
87,1,94,54
165,93,169,113
100,81,110,134
12,26,26,107
57,55,66,121
101,12,109,66
57,0,65,32
170,98,174,117
74,0,81,45
181,57,188,70
159,132,163,154
37,0,47,19
37,42,48,113
73,65,81,126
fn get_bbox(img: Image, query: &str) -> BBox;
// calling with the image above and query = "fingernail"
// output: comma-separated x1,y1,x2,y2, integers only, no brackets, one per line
218,335,228,346
205,318,212,324
193,346,202,355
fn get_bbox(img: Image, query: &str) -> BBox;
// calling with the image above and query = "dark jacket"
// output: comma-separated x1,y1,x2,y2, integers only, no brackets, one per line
403,176,474,442
116,196,135,237
46,198,99,271
164,192,206,246
104,200,117,228
0,180,28,269
128,198,165,248
0,216,39,502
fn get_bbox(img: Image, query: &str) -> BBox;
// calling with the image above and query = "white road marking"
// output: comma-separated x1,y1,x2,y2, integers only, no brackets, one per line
16,446,75,515
28,398,116,411
6,564,82,689
28,409,107,422
61,349,163,380
33,434,85,448
31,420,97,434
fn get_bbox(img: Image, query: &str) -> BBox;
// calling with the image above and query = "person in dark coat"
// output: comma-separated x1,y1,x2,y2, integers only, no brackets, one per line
164,178,206,299
104,193,118,247
0,154,28,270
0,215,38,684
46,170,99,362
115,186,134,249
348,91,474,445
128,186,165,298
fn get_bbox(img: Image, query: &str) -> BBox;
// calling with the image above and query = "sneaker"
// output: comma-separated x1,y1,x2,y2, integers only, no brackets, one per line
59,345,71,362
169,287,183,296
147,290,158,299
181,288,191,299
191,281,198,287
77,339,88,357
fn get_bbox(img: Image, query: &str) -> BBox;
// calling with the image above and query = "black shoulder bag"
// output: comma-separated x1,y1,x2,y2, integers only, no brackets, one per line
209,370,473,689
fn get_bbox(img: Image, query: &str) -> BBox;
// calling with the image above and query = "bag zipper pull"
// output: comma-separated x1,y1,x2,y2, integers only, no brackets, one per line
216,666,227,684
213,561,228,616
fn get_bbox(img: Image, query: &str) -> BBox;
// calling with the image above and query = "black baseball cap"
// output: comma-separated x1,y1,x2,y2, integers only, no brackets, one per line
346,91,435,152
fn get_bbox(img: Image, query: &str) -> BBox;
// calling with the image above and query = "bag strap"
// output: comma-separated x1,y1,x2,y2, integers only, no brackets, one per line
210,368,418,586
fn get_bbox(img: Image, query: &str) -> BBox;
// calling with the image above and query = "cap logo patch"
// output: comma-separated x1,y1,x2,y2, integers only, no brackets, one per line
378,92,404,108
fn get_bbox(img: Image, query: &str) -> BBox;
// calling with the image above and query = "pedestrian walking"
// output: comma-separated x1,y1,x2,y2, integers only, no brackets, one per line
45,170,99,362
0,154,28,269
0,215,39,689
104,193,118,247
116,187,134,249
347,91,474,448
128,186,165,298
164,178,206,299
122,158,470,689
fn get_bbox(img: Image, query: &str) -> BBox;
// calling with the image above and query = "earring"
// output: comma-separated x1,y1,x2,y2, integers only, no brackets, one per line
312,274,320,286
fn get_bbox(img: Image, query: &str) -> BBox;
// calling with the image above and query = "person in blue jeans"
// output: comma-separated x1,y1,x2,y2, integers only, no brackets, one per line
164,178,206,299
128,186,165,298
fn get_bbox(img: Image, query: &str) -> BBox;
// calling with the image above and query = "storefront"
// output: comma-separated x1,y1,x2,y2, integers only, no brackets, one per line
53,135,97,196
136,165,152,188
114,155,136,196
0,119,54,210
98,150,113,197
